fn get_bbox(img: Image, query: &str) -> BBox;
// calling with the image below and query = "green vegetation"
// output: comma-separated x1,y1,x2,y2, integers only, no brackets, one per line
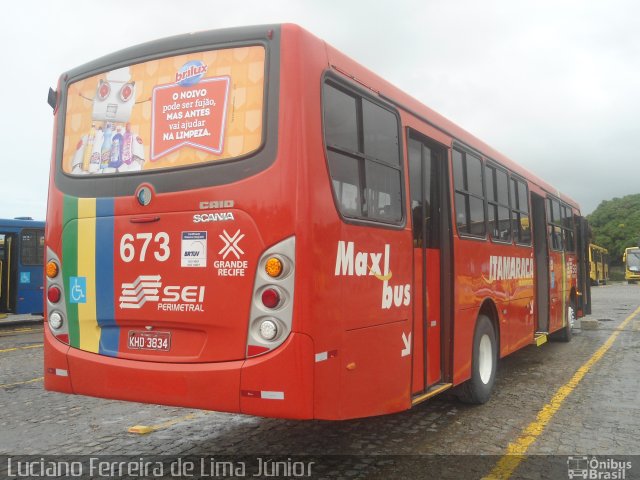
587,193,640,265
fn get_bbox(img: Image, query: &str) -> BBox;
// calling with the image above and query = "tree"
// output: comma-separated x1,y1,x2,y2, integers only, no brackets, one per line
587,194,640,265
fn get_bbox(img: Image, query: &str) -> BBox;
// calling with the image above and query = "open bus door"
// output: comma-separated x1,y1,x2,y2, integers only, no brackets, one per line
0,233,17,313
407,130,453,401
530,193,550,332
576,216,591,316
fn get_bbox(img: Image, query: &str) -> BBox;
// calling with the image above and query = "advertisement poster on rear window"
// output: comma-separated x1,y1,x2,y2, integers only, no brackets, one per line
62,46,265,175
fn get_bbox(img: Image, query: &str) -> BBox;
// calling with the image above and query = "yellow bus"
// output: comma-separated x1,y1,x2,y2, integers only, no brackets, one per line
589,244,609,286
623,247,640,284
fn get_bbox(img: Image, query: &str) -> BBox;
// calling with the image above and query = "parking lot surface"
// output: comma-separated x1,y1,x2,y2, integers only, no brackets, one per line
1,284,639,479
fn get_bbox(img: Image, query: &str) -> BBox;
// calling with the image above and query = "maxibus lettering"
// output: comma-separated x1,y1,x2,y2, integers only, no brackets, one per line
335,241,410,309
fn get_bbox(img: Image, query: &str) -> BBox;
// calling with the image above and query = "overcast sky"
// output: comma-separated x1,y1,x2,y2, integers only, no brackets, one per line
2,0,639,220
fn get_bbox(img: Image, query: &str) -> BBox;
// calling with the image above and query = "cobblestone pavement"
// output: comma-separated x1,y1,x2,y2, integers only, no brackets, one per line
1,284,639,479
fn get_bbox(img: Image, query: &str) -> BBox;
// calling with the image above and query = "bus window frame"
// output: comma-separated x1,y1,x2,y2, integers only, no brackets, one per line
485,160,513,245
451,142,487,241
562,205,576,252
546,196,577,253
321,71,406,230
20,228,45,266
53,28,280,199
547,197,564,252
509,174,532,247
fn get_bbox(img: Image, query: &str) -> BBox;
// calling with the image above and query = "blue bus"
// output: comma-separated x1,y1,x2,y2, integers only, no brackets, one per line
0,218,45,315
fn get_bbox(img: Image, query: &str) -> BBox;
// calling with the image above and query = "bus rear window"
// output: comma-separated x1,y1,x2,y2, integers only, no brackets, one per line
62,46,266,176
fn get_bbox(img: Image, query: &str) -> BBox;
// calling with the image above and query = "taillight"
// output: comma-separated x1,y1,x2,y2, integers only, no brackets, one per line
46,260,59,279
258,319,278,341
46,248,69,345
47,286,61,304
261,288,281,309
265,257,283,278
246,237,295,357
49,312,63,330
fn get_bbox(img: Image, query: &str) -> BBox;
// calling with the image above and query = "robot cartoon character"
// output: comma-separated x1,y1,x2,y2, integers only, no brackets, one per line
71,66,146,175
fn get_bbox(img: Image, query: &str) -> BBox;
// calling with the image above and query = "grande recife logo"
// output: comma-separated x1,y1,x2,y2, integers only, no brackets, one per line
151,59,230,160
176,60,208,87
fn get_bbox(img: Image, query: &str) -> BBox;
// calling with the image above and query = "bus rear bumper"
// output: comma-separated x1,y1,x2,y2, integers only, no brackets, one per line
44,328,315,419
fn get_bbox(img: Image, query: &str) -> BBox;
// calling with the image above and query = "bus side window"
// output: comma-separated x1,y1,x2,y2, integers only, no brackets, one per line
562,205,575,252
323,80,403,225
510,178,531,245
547,198,563,251
21,229,43,266
453,148,486,238
486,165,511,243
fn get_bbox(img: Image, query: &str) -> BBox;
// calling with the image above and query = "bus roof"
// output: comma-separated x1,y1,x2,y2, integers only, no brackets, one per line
0,218,45,229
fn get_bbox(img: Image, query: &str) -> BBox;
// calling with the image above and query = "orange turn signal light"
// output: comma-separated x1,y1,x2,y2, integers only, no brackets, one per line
46,261,59,279
265,257,283,278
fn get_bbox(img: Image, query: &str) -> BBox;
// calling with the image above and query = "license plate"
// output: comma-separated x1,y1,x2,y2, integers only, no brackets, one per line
128,331,171,351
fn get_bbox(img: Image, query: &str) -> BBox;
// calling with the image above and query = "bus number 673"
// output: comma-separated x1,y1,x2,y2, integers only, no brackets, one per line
119,232,170,263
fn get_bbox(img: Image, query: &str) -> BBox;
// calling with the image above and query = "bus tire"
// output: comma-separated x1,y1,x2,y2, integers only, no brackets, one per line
457,314,497,404
551,301,574,342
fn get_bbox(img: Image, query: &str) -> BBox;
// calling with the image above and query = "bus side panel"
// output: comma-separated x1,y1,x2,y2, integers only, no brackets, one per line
452,240,498,384
340,320,411,419
451,237,536,383
549,251,578,334
43,328,73,392
240,333,314,419
15,264,44,315
452,307,475,385
280,24,344,419
548,250,564,333
501,246,535,355
16,285,43,315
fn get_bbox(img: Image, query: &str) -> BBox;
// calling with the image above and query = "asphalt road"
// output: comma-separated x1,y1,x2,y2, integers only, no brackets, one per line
1,283,639,479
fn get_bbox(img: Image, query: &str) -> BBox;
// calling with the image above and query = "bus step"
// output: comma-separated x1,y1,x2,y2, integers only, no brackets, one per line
411,382,453,406
532,332,548,346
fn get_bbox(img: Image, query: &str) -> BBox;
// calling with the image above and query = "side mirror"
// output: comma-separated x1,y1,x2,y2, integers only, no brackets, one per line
47,88,57,110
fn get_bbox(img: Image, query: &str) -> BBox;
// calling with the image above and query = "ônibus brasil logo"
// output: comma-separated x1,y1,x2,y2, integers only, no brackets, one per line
176,60,208,87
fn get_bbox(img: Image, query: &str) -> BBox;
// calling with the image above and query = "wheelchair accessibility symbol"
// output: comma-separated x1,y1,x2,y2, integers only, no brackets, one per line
70,277,87,304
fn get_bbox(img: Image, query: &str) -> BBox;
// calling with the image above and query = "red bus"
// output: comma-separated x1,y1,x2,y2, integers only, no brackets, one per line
44,24,590,419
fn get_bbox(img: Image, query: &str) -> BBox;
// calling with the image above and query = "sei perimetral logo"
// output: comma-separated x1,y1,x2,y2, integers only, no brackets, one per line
567,456,632,479
119,275,206,312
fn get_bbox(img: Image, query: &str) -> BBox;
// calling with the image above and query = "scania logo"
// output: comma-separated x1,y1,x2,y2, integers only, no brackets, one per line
193,212,235,223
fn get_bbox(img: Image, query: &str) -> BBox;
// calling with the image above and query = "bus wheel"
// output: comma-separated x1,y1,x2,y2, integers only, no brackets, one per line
551,302,574,342
457,314,497,404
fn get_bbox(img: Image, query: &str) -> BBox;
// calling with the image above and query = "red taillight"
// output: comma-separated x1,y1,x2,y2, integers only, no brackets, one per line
47,286,61,304
261,288,281,309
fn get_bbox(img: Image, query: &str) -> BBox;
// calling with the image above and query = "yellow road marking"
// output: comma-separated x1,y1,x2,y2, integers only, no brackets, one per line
128,412,207,435
0,377,44,389
0,343,43,353
484,305,640,479
0,327,43,336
